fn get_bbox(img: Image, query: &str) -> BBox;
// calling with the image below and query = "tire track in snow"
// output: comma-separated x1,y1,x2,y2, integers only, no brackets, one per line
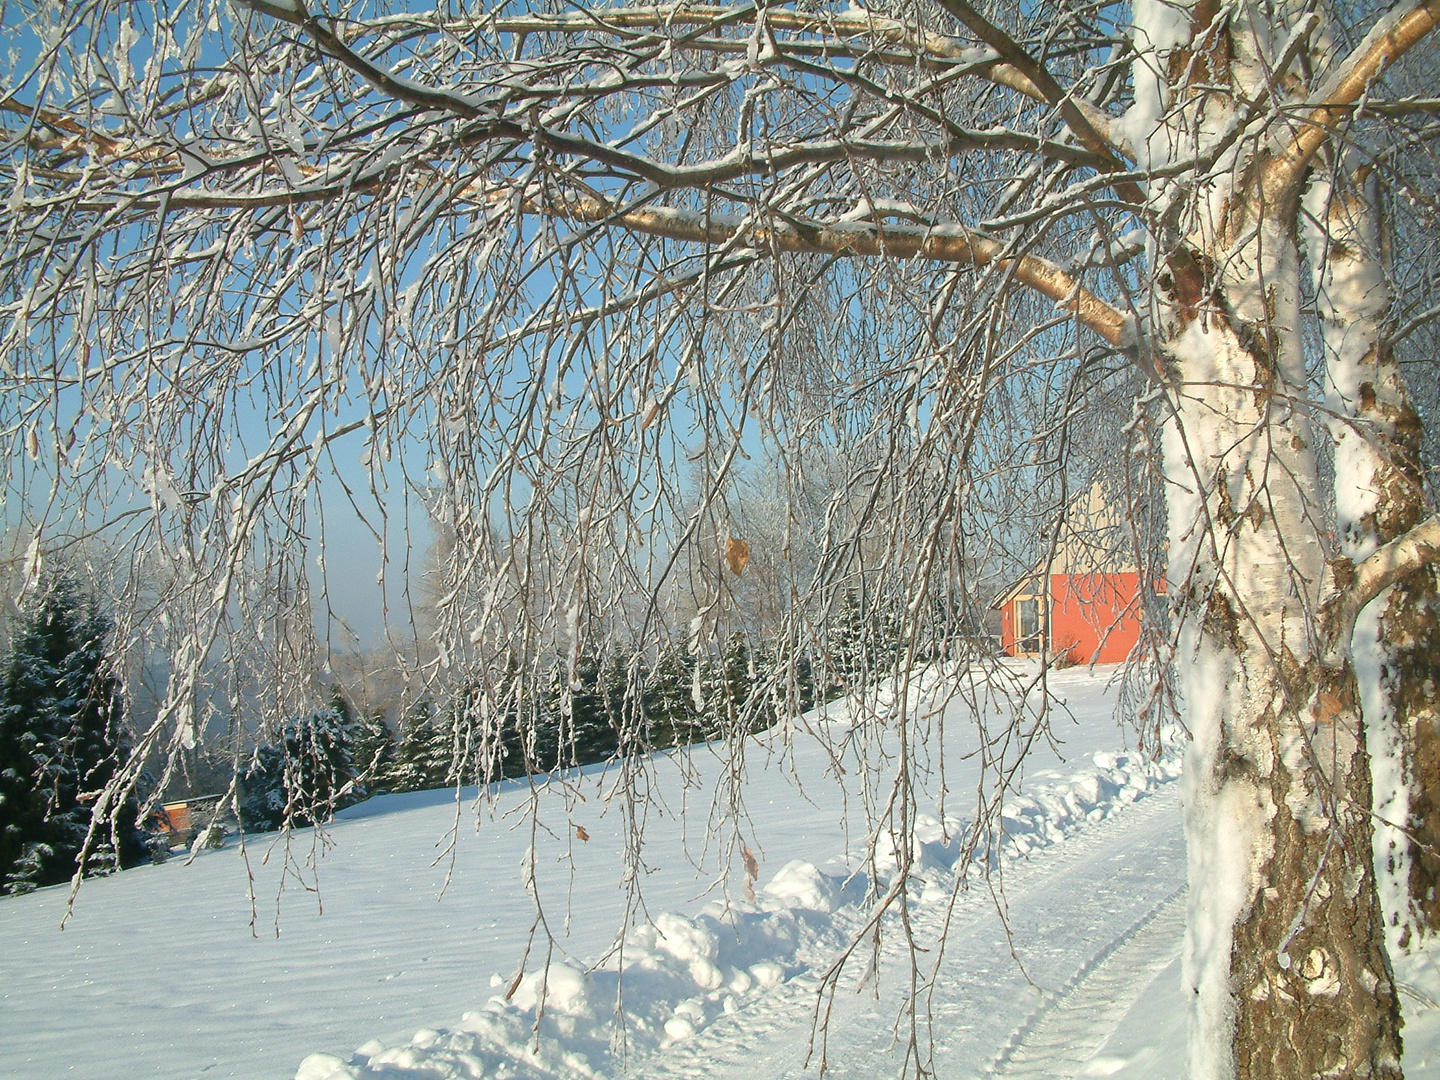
987,888,1186,1078
628,786,1187,1080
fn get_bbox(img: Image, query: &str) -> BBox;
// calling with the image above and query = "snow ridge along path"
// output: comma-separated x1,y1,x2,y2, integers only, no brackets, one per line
296,728,1187,1080
625,786,1187,1080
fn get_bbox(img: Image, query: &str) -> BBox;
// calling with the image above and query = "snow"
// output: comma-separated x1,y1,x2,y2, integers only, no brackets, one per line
1306,173,1390,550
1175,635,1255,1080
230,0,307,17
1115,1,1180,168
1158,302,1324,1078
3,664,1440,1080
1357,591,1414,957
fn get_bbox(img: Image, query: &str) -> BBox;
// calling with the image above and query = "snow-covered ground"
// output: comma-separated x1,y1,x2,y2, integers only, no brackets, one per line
3,664,1439,1079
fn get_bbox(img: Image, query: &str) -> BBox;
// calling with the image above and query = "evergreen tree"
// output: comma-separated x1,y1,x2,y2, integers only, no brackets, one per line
748,644,787,735
644,646,697,748
513,663,580,775
238,693,358,832
495,666,566,778
788,650,818,717
448,685,512,785
720,633,753,717
416,708,458,787
826,589,868,693
546,653,613,767
601,651,645,758
350,708,396,796
687,652,722,743
824,590,905,698
385,700,451,793
0,577,145,894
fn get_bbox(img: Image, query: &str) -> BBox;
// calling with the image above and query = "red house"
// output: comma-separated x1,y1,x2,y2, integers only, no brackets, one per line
992,486,1145,665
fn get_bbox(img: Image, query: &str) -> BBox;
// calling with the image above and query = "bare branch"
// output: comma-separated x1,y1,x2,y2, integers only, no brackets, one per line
490,3,1120,143
1264,0,1440,205
925,0,1133,175
530,190,1135,346
1326,515,1440,662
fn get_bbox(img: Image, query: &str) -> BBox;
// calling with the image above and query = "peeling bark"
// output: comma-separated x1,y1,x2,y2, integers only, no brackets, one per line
1229,665,1400,1080
1163,292,1402,1078
1307,168,1440,950
1123,2,1421,1071
1389,577,1440,938
1155,127,1401,1070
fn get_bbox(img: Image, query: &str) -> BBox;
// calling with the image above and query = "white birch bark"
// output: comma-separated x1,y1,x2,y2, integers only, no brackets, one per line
1161,231,1399,1080
1306,166,1440,955
1132,3,1401,1075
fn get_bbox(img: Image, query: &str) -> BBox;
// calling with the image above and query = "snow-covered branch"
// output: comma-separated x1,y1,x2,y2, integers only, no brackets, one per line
493,6,1021,82
492,3,1126,150
927,0,1133,175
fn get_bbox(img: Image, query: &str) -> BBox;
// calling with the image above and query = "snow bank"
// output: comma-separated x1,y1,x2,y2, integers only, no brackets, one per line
996,744,1183,859
295,729,1185,1080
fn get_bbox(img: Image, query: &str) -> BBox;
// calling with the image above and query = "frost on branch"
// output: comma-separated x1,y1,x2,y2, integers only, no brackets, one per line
3,0,1440,1076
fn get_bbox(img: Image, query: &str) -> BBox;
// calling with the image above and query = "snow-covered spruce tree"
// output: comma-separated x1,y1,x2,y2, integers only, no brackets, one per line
385,701,448,793
238,695,359,831
6,0,1440,1075
643,645,699,748
350,708,397,796
717,631,753,725
0,577,144,893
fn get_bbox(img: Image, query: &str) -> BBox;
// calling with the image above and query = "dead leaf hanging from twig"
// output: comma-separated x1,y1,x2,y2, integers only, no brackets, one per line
726,536,750,577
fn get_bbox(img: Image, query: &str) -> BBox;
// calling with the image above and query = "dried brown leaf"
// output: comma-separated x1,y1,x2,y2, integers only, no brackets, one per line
726,536,750,577
742,845,759,901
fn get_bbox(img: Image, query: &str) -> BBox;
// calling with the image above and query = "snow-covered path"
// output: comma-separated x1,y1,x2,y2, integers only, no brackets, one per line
628,786,1187,1080
631,781,1440,1080
991,882,1185,1080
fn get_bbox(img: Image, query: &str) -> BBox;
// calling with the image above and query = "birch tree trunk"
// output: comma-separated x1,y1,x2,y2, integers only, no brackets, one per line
1139,3,1403,1074
1162,232,1401,1080
1307,168,1440,953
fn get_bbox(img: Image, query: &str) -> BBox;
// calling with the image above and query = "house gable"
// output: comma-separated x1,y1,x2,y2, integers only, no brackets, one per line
992,483,1145,664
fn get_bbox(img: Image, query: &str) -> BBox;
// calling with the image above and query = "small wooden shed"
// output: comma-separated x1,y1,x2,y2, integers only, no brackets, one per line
156,795,227,847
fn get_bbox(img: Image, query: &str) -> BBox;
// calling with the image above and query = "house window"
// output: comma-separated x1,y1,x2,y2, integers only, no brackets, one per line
1016,595,1043,652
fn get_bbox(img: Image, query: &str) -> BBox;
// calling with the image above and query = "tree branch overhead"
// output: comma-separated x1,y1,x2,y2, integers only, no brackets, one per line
4,2,1440,1078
